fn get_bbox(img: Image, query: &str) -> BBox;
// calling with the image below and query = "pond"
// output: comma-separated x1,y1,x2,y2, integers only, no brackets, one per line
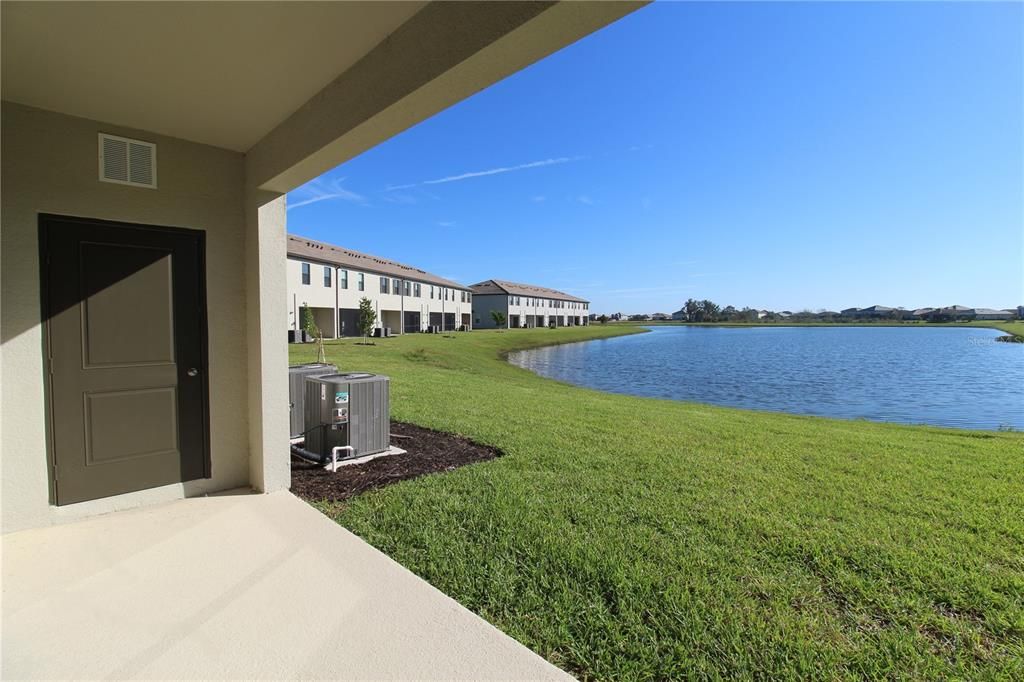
509,326,1024,430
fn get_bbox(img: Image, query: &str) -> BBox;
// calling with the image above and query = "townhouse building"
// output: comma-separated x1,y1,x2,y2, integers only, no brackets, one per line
470,279,589,329
287,235,472,337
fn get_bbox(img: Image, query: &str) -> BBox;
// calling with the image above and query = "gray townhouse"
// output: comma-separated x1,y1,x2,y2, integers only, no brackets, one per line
288,235,473,337
470,279,589,329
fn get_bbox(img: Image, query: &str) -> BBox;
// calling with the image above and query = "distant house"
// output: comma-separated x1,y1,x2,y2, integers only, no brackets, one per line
926,305,974,321
671,309,687,321
651,312,671,321
756,310,770,320
816,310,840,318
941,305,975,320
911,308,935,319
856,305,896,319
778,311,792,319
840,307,860,317
628,314,651,321
470,279,589,329
971,308,1013,321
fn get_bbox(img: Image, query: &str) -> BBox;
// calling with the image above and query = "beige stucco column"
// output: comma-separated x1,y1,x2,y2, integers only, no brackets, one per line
245,189,290,493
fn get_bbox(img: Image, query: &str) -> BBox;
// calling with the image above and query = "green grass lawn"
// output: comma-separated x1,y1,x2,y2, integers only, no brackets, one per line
290,327,1023,680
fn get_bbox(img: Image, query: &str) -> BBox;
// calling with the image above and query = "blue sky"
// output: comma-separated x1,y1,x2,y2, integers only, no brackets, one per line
287,1,1023,313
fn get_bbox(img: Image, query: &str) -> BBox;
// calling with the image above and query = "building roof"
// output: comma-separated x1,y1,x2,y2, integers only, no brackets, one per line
859,305,895,313
469,279,589,303
287,234,470,291
972,308,1011,315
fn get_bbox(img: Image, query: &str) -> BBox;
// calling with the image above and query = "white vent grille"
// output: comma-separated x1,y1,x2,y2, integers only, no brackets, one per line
98,133,157,188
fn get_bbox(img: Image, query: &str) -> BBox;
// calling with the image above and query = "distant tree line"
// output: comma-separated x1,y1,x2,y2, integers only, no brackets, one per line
676,299,759,323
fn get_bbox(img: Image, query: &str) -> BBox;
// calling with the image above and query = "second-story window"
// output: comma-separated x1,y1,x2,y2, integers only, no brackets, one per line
323,266,331,288
393,278,400,295
357,273,364,291
430,286,434,299
301,262,310,285
380,276,388,294
340,269,348,290
404,281,411,296
414,283,421,297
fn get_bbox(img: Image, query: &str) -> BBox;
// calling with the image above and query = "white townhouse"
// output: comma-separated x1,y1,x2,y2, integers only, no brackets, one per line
287,235,473,337
470,279,589,329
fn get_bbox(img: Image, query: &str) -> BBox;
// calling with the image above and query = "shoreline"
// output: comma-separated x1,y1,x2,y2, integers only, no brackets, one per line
608,319,1023,336
507,325,1021,432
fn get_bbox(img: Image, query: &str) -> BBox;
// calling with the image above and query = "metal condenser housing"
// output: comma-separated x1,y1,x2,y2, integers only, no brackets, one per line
288,363,337,438
303,372,390,459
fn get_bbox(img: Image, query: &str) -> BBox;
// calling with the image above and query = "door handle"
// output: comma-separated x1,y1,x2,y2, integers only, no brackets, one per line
187,368,199,377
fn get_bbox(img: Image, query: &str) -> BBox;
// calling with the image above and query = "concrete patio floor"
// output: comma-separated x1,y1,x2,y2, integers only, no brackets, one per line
2,490,570,680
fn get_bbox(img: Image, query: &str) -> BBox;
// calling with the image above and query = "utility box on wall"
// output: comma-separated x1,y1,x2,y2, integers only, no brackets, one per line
303,372,390,459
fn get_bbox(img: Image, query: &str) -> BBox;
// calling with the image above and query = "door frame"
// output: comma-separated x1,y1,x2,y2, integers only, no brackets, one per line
38,213,212,504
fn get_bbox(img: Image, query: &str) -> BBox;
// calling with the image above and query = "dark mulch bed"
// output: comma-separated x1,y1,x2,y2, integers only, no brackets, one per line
290,421,502,503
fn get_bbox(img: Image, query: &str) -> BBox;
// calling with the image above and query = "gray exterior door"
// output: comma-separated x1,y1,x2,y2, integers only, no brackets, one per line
40,215,210,505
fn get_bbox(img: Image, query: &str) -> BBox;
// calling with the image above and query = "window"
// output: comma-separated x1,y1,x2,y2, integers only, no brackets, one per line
430,286,434,299
357,273,364,291
508,296,513,305
404,280,411,296
301,262,310,285
323,266,331,288
467,293,472,304
340,269,348,289
414,283,421,297
380,276,388,294
393,278,400,296
444,288,449,301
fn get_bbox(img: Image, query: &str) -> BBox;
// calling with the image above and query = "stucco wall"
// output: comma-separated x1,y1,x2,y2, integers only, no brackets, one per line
286,256,471,334
1,102,251,532
472,295,510,329
472,293,589,328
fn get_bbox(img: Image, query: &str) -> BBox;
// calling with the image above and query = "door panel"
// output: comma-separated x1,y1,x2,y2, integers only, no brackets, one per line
41,214,209,505
82,244,175,366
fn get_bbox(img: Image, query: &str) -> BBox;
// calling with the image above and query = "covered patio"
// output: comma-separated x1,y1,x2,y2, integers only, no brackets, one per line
1,1,645,677
2,490,570,679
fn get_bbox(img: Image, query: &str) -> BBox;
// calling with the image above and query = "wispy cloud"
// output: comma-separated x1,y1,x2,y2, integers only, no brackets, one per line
436,221,456,228
388,156,582,190
577,195,595,206
288,176,367,210
531,195,546,202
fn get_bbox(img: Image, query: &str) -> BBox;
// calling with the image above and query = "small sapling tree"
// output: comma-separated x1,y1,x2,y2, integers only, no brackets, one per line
301,305,326,363
357,297,377,344
490,310,507,329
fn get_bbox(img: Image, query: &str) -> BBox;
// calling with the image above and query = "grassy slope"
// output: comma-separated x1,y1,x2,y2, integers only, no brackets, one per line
291,328,1023,680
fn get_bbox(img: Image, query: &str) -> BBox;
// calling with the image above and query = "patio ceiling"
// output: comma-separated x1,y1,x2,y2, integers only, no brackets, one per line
2,1,647,193
0,1,426,152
